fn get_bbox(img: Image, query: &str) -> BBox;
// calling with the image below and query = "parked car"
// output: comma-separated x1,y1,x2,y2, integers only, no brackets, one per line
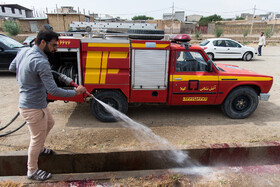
0,34,28,70
200,38,257,61
22,36,36,47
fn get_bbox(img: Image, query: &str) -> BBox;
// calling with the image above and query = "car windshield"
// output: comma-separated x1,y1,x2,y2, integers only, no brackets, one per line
24,36,35,43
0,35,24,48
199,40,209,46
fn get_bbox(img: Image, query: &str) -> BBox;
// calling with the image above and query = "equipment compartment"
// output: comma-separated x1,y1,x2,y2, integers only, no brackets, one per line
49,49,81,87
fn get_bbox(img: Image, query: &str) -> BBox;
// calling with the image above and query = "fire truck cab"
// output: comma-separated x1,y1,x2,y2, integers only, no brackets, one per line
48,35,273,122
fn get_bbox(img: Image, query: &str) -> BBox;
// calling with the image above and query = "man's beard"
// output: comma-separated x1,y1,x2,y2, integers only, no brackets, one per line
43,44,54,58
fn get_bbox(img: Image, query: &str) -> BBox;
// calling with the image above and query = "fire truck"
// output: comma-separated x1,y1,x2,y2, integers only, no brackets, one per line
48,34,273,122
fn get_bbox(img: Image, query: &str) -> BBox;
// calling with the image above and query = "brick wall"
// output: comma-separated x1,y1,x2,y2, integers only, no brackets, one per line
211,22,280,35
48,14,94,32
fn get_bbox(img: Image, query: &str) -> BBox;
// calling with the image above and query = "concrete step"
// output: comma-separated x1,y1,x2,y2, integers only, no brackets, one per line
1,142,280,177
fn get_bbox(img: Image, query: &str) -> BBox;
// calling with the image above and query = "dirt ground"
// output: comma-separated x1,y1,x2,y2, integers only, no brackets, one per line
1,44,280,153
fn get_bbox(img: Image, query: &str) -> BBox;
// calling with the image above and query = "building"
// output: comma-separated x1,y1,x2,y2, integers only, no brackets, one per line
241,13,253,19
58,6,77,14
0,4,47,33
0,4,33,19
186,14,203,22
163,11,185,22
47,13,93,32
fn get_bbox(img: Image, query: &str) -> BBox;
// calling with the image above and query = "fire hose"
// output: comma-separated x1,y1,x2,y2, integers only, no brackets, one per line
0,71,93,137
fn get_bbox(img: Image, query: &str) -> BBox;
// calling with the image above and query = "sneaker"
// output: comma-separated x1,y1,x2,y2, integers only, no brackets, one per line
40,148,55,156
28,169,52,181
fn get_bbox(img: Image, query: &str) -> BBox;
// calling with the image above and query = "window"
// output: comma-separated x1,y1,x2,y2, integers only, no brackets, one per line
176,51,208,72
11,8,15,14
1,6,5,13
225,40,241,48
213,40,226,47
199,40,209,46
19,9,22,15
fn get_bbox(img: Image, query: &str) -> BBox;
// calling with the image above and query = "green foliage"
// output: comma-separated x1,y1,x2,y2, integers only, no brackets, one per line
198,14,223,26
264,27,273,38
236,16,245,20
2,20,20,36
214,26,223,37
243,29,249,38
132,15,154,20
195,29,202,39
223,18,233,21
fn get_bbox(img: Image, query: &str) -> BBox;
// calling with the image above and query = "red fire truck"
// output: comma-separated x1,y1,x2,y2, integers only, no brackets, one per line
47,35,273,122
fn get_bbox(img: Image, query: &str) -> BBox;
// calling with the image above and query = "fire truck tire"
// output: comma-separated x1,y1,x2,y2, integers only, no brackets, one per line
90,90,128,122
128,29,164,40
243,52,253,61
222,87,258,119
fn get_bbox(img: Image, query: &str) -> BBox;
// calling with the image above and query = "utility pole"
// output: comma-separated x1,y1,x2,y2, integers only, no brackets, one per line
56,4,59,31
171,2,174,34
250,5,256,35
272,12,276,34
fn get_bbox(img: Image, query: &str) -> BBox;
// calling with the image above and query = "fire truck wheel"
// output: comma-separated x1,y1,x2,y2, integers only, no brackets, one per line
90,90,128,122
222,87,258,119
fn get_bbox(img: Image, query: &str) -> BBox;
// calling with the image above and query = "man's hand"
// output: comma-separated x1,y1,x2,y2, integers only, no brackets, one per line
75,85,87,95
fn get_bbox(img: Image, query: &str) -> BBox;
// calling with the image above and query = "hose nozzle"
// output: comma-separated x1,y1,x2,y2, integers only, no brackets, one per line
51,70,94,98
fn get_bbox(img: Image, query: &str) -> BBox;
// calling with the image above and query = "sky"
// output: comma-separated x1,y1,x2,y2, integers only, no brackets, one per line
2,0,280,20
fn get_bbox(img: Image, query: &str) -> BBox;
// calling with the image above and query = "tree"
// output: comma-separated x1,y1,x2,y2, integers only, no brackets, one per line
3,20,20,36
264,26,273,38
215,26,223,37
198,14,223,26
236,16,245,20
132,15,154,20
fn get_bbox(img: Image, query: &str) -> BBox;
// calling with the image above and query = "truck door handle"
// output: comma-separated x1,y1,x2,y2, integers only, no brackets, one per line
214,48,216,50
174,78,182,80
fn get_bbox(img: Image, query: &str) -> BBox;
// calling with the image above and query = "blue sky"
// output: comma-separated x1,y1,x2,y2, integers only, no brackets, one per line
3,0,279,19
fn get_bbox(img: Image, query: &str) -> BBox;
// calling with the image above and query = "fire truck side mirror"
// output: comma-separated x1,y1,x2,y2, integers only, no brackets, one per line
207,60,213,72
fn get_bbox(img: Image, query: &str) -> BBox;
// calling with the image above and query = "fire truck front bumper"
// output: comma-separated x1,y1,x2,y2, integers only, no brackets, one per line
260,93,270,101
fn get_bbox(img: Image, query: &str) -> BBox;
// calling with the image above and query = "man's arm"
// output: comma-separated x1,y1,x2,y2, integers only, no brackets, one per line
37,61,77,97
9,56,17,73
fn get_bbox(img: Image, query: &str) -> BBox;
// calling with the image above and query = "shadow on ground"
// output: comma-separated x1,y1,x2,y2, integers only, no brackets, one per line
66,101,280,128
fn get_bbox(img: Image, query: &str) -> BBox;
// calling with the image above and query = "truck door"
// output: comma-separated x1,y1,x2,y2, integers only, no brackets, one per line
169,50,219,105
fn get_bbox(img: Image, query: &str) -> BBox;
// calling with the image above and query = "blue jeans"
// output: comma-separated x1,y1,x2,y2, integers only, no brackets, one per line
258,45,263,56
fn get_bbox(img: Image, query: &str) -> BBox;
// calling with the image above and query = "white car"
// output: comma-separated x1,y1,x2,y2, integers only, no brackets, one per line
200,38,257,61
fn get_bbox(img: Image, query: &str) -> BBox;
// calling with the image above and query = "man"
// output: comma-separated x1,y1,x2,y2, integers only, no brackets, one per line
258,32,266,56
9,30,86,181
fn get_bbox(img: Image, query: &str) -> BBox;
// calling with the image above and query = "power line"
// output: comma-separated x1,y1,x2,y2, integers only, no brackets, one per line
99,7,171,16
174,6,253,14
255,8,280,14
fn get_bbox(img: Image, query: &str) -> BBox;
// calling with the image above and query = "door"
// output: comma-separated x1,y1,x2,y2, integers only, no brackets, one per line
169,50,219,105
225,40,242,58
212,39,227,58
0,42,17,70
29,21,38,32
